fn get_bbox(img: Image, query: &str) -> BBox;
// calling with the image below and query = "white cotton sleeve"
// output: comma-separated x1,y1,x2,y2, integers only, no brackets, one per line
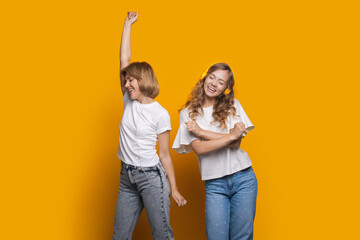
122,91,130,104
230,99,254,133
156,111,172,135
172,109,199,154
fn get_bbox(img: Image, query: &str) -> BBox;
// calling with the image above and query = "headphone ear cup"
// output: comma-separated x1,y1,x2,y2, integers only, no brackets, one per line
200,71,207,80
200,65,211,80
224,88,231,95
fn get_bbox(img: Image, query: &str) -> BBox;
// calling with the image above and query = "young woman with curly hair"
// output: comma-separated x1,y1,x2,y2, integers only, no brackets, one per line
112,12,186,240
172,63,257,240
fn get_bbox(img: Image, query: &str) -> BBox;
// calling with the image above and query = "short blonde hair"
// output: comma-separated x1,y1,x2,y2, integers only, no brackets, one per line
120,62,160,98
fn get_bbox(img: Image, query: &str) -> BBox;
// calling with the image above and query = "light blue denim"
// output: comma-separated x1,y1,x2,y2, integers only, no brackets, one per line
112,162,174,240
205,167,257,240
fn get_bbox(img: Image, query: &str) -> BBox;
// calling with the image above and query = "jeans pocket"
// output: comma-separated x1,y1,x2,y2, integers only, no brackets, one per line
142,169,163,188
157,163,167,176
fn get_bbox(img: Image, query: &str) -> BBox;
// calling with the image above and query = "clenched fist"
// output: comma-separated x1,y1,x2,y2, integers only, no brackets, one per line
125,11,138,25
230,122,246,139
185,121,201,137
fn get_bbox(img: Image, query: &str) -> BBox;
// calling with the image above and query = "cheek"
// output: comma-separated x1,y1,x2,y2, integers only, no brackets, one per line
132,81,140,90
204,77,213,85
218,84,227,91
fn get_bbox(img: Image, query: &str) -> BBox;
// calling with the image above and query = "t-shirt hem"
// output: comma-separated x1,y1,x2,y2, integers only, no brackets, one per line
118,153,160,167
201,163,253,181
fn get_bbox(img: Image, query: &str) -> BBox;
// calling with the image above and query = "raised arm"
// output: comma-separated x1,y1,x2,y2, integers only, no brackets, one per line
158,131,187,207
189,122,245,156
120,11,138,94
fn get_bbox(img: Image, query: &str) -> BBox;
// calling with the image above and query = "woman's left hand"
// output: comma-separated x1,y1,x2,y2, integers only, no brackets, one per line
185,121,201,137
171,190,187,207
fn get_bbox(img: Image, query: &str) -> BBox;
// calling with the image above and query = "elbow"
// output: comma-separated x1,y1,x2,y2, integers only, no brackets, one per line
195,150,205,156
159,153,171,163
191,140,207,156
192,146,206,156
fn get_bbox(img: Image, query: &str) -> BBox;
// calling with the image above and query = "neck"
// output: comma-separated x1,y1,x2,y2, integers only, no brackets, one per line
203,96,216,108
137,95,154,104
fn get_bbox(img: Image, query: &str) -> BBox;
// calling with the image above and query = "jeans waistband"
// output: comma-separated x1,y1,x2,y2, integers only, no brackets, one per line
121,161,159,171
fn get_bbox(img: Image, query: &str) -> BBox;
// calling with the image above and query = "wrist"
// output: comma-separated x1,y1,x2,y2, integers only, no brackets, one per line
124,21,132,28
170,185,178,193
229,134,237,142
197,128,204,138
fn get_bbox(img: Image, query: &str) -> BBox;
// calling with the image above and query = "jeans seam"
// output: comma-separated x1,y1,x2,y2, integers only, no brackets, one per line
157,167,171,240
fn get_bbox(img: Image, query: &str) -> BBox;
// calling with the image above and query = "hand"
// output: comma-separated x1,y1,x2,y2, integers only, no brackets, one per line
230,122,246,140
171,190,187,207
228,128,241,149
185,121,201,137
125,11,138,25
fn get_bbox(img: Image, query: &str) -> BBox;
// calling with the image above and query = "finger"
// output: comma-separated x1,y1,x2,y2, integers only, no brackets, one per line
173,197,180,205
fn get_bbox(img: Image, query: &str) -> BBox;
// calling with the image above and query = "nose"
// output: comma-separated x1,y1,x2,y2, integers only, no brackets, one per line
210,81,216,86
125,80,129,88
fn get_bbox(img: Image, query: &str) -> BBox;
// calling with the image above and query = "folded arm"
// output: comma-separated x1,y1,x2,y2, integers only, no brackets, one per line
189,122,245,155
185,121,244,149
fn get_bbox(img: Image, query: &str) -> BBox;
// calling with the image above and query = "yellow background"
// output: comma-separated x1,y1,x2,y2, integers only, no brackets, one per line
1,0,359,239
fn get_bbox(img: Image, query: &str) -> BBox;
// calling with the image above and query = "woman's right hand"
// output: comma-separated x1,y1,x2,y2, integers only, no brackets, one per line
125,11,138,25
230,122,246,140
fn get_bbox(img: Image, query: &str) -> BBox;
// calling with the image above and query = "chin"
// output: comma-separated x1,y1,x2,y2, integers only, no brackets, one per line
129,94,136,100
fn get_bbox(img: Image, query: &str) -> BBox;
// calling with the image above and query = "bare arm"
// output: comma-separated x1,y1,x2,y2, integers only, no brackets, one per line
120,11,138,94
228,128,242,148
189,123,245,156
186,121,245,149
158,131,187,207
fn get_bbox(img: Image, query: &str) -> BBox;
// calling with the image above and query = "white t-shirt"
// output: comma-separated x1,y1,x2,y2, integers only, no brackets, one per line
172,99,254,180
117,92,172,167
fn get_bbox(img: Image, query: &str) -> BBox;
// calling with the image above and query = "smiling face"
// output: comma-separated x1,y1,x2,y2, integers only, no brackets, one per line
203,69,229,99
124,74,144,101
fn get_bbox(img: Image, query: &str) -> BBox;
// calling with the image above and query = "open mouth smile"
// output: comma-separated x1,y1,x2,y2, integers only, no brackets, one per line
207,86,217,93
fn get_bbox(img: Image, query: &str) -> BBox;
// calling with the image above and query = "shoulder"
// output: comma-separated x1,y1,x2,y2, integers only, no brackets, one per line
233,98,241,106
233,98,244,110
179,107,191,118
153,102,170,118
180,107,189,115
122,91,131,103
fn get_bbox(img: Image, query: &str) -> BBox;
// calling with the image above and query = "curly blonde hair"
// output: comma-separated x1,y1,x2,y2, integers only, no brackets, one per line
182,63,236,129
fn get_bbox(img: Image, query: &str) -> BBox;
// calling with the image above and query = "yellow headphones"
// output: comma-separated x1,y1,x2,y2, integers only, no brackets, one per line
200,66,210,80
201,64,231,95
224,88,231,95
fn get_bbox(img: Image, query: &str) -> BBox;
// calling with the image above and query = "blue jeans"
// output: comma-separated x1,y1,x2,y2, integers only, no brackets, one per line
205,167,258,240
112,162,174,240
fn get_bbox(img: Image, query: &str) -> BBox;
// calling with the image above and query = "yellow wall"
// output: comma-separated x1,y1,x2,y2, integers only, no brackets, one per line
1,0,359,239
